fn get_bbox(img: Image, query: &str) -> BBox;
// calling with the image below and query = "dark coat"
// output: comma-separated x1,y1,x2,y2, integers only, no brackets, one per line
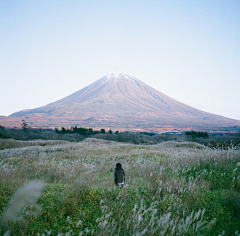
114,167,125,185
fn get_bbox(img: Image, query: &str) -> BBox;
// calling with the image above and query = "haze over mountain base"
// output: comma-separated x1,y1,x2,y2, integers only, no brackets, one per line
2,73,240,132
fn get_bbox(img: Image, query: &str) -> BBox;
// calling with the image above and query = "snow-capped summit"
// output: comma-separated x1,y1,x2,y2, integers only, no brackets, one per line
106,73,136,81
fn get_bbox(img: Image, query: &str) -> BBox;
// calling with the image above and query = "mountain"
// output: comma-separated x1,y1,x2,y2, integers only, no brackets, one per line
4,73,240,132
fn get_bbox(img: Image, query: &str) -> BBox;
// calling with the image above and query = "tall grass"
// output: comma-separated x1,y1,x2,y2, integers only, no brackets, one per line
0,138,240,235
1,181,44,224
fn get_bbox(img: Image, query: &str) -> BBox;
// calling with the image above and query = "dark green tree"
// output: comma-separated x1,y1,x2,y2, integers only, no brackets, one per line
61,127,67,134
55,128,61,134
0,125,6,133
88,128,94,135
22,120,28,132
0,125,11,138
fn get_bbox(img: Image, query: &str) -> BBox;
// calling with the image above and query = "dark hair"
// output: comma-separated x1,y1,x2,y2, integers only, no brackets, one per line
116,163,122,167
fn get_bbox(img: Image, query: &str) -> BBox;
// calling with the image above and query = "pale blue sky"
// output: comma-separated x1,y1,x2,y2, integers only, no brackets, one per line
1,0,239,120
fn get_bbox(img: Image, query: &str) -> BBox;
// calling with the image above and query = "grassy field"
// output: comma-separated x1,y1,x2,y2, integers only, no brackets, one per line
1,138,240,235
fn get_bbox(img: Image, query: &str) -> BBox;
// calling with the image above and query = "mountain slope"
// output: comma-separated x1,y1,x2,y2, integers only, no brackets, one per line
8,73,240,131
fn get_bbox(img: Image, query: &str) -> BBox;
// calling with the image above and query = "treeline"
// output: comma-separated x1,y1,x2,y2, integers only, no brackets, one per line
55,126,115,136
185,131,209,138
140,132,155,136
2,124,240,149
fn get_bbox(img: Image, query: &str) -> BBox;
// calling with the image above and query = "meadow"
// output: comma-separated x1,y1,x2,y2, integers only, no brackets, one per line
1,138,240,235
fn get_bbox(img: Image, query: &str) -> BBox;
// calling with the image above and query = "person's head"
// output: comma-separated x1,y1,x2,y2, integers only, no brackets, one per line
116,163,122,168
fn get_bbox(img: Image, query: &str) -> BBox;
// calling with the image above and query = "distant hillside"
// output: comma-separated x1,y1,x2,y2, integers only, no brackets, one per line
2,73,240,132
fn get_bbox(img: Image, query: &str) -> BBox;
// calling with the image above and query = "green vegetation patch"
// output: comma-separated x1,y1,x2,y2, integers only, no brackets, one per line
1,139,240,235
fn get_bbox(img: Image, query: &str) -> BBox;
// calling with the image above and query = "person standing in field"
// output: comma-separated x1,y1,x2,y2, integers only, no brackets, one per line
114,163,125,188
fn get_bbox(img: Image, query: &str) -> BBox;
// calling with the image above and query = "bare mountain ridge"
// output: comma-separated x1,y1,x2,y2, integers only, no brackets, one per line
8,73,240,131
11,73,208,117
